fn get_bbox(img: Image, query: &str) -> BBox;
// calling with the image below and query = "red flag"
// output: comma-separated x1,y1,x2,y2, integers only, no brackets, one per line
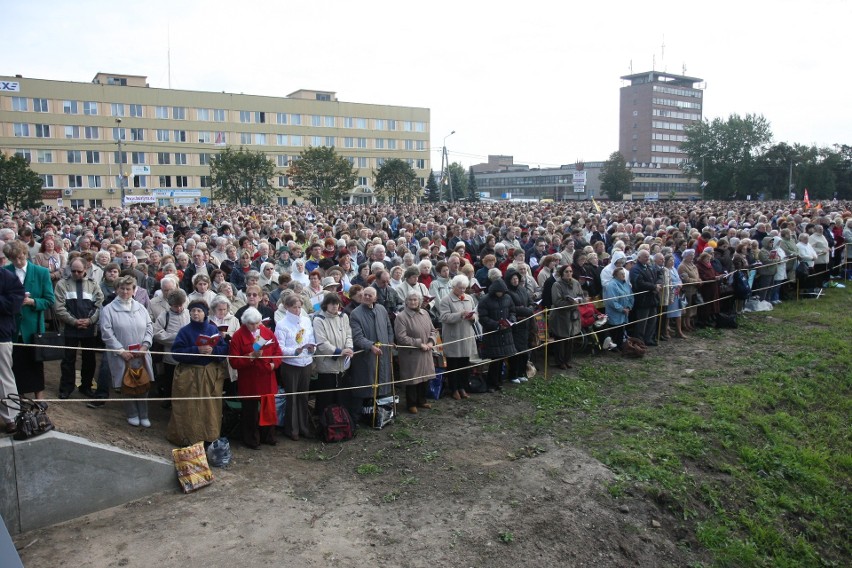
804,189,811,209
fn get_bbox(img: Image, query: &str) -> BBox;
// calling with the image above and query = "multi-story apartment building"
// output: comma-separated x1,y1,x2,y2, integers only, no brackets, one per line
0,72,430,208
619,70,703,199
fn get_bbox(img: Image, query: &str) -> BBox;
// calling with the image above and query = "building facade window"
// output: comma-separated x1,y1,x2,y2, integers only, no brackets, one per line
133,175,147,188
213,109,226,122
88,175,102,188
159,175,172,187
14,149,31,161
240,132,252,145
32,98,48,112
86,150,101,164
290,114,302,125
13,123,30,137
12,97,28,111
130,127,144,141
85,126,100,139
239,111,251,123
199,153,211,166
255,133,267,145
156,129,169,141
129,104,143,118
290,135,302,146
157,152,171,165
172,107,186,120
35,124,50,138
155,106,168,119
131,152,145,164
277,112,287,125
174,130,187,142
65,125,79,139
200,176,211,188
83,101,98,115
112,127,126,141
175,153,187,165
175,176,189,187
111,103,125,117
40,174,54,187
37,150,53,163
68,175,83,188
63,100,78,114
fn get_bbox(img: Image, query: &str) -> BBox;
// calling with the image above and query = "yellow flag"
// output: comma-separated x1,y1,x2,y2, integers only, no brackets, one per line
592,197,602,213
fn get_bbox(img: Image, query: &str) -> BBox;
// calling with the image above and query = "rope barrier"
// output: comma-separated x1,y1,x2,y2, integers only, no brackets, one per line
19,252,846,404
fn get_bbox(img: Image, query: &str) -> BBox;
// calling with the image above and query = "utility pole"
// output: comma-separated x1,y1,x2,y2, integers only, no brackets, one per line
115,118,126,206
788,158,794,199
442,130,455,202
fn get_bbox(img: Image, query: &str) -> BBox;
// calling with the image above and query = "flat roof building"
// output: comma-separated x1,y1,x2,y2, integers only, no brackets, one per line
0,73,430,208
619,70,704,200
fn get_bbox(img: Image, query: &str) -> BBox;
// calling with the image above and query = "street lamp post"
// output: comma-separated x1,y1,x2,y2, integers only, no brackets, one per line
115,118,126,206
441,130,455,202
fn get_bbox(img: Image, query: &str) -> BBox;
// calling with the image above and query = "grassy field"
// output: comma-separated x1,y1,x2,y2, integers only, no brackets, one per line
512,289,851,567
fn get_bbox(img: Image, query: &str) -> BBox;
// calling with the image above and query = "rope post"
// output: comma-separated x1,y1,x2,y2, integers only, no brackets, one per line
371,345,380,429
657,301,664,341
388,344,397,416
543,308,549,380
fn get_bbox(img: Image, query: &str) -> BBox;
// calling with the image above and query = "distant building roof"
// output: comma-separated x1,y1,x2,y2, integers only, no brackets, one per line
620,71,703,87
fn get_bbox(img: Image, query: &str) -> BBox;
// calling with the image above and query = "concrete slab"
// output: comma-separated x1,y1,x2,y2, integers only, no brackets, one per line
0,437,20,535
5,431,176,535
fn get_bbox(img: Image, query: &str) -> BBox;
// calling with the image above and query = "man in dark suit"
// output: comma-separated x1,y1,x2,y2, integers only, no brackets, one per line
0,259,25,434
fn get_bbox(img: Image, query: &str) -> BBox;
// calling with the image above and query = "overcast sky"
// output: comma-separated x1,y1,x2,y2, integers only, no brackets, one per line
4,0,850,169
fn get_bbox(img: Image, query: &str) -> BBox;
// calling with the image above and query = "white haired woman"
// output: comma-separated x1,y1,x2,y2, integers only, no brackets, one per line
394,291,437,414
438,274,478,400
274,294,316,441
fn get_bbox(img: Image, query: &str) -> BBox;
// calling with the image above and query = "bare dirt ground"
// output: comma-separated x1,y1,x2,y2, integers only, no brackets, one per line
13,353,700,568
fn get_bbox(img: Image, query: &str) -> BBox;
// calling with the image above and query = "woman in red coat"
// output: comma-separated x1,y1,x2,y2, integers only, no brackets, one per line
229,307,283,449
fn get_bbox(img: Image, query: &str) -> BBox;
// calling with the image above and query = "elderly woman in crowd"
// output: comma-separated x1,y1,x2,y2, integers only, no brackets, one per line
396,266,430,308
394,291,437,414
100,275,154,427
695,251,721,327
677,249,699,332
216,281,245,315
796,232,818,291
662,254,687,339
312,294,354,417
33,235,64,283
209,294,240,389
504,269,534,384
228,307,283,449
808,224,831,288
275,294,316,441
477,276,516,391
152,288,189,409
603,267,634,351
258,262,279,293
438,274,478,400
5,240,54,401
168,300,229,446
550,264,583,369
229,250,254,292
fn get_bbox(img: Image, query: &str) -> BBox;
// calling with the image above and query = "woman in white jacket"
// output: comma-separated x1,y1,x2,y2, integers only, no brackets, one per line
312,294,354,417
274,293,316,441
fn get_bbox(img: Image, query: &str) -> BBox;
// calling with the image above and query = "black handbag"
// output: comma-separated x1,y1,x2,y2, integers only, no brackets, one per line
1,393,54,440
33,312,64,362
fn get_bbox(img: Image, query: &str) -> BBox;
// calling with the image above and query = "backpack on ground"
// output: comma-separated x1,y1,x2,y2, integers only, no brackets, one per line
715,312,739,329
319,405,355,442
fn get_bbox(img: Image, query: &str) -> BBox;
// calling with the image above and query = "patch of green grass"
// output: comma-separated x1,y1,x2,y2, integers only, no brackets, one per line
299,448,331,461
355,463,382,475
517,289,852,566
498,531,514,544
422,450,440,463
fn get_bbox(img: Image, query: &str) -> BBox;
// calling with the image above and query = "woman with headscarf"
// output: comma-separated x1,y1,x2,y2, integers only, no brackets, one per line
503,268,533,384
476,273,515,393
290,258,310,287
769,237,787,304
396,266,430,308
258,262,280,293
394,291,437,414
168,300,230,446
677,249,699,332
312,294,354,417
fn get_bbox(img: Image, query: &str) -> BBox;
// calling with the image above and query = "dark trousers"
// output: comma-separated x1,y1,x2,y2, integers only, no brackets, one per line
279,363,312,438
445,357,470,392
486,358,505,388
159,363,176,400
552,335,574,365
12,344,44,394
313,372,344,417
508,353,528,380
632,306,657,344
60,335,98,395
405,382,427,408
240,397,276,448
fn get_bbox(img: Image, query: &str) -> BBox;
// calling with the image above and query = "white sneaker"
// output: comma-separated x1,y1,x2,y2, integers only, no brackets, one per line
510,378,522,384
602,337,615,351
127,416,140,427
140,418,151,428
519,377,529,383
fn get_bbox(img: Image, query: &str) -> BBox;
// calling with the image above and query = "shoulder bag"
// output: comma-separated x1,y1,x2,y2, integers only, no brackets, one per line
34,312,64,362
1,393,55,440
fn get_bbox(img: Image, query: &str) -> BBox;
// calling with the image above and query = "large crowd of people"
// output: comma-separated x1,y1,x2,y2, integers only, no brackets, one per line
0,198,849,449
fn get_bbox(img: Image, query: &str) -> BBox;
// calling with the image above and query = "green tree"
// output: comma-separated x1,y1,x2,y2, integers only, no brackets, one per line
0,153,43,210
681,113,772,199
443,162,468,201
373,158,419,203
210,146,277,205
288,146,357,206
598,152,633,201
467,167,480,201
425,171,441,203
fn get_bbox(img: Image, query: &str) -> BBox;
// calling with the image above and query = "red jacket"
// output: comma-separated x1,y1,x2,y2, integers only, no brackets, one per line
229,324,282,397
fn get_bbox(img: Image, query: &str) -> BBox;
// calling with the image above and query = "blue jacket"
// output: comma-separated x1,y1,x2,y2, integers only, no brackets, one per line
171,319,230,365
604,278,634,326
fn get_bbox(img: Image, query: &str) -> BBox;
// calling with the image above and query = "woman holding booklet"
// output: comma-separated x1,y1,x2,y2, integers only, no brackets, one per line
167,300,230,447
